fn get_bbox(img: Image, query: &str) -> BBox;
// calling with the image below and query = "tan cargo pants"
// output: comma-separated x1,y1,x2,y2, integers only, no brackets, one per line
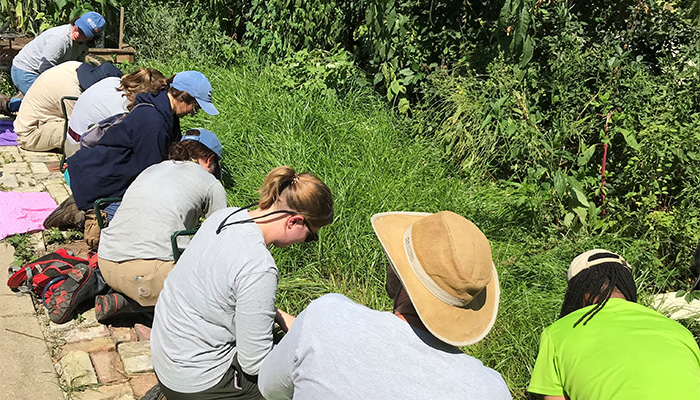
98,257,175,307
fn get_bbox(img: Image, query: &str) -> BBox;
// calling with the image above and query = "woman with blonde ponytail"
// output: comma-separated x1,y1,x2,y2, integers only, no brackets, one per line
150,166,333,400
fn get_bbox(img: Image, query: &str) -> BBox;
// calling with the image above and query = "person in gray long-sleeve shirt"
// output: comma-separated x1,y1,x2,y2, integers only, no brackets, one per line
150,166,334,400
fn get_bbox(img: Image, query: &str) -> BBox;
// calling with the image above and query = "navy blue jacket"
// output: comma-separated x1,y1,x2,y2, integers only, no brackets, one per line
68,91,181,210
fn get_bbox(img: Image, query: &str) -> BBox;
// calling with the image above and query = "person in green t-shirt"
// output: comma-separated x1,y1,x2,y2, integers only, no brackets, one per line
529,249,700,400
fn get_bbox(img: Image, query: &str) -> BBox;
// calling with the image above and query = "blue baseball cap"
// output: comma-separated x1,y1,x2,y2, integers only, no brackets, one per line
181,128,223,158
74,12,105,40
77,62,123,91
171,71,219,115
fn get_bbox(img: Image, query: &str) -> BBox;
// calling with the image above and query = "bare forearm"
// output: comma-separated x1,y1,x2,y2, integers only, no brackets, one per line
275,309,296,332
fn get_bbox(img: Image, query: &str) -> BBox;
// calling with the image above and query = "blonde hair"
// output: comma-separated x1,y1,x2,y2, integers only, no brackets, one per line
118,68,168,107
258,166,333,229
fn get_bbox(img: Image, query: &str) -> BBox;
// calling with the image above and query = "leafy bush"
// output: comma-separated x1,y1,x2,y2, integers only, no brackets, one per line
123,0,240,67
415,0,700,291
1,0,124,41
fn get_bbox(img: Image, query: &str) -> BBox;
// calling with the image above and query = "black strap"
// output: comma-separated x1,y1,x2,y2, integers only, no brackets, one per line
215,203,299,235
215,203,257,234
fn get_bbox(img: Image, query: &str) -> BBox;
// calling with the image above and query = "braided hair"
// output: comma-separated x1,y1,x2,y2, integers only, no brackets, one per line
560,252,637,327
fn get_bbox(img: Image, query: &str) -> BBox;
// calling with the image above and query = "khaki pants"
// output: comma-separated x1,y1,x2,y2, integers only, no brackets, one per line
98,257,175,307
14,60,81,152
17,119,65,152
64,138,80,159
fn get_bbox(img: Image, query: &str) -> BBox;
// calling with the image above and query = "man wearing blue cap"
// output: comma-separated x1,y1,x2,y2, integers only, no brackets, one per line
6,11,106,112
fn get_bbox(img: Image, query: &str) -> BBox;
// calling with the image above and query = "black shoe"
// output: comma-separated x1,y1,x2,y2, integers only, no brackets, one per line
43,196,85,230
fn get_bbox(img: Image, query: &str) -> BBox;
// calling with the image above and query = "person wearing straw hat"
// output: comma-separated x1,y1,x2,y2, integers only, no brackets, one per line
258,211,511,399
529,249,700,400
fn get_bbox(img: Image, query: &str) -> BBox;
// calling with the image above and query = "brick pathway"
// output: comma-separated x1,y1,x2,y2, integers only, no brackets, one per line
1,144,157,400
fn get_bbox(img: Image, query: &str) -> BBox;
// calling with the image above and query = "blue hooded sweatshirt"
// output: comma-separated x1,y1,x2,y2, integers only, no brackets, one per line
68,90,181,211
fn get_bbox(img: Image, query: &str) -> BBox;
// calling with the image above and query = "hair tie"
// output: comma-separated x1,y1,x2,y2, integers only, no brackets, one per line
290,174,300,184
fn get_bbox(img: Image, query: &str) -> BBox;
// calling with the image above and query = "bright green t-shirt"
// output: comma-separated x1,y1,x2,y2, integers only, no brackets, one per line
529,298,700,399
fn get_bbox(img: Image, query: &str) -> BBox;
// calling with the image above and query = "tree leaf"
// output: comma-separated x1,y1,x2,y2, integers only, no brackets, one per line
620,128,641,151
563,212,574,227
577,144,596,166
519,35,534,67
554,171,567,197
571,186,589,207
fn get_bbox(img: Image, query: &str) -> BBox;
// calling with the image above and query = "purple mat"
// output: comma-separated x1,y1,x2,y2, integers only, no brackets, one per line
0,119,17,146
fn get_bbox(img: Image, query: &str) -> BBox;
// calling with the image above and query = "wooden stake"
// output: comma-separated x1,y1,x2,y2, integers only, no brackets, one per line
119,7,124,49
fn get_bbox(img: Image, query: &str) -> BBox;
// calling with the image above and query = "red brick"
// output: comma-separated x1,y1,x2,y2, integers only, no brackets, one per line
91,350,128,384
110,326,137,343
58,337,115,360
129,373,159,398
134,323,151,341
78,383,133,400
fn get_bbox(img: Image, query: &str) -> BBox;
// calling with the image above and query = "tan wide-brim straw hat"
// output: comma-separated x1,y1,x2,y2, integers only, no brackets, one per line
371,211,500,347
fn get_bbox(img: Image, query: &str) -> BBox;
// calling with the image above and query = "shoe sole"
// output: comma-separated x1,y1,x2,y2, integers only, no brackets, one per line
47,264,96,324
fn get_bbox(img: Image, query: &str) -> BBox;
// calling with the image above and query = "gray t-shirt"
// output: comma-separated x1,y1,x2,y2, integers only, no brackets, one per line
98,161,227,262
259,294,512,400
13,24,88,75
151,207,279,393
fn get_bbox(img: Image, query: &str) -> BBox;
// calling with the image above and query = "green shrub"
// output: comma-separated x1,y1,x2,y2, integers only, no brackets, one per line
124,0,240,67
413,0,700,291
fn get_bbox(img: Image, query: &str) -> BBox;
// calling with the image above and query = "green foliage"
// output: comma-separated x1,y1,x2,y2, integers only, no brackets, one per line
3,233,33,265
240,0,345,58
676,289,700,303
276,47,367,96
123,0,241,67
43,227,82,245
0,0,123,37
413,0,700,290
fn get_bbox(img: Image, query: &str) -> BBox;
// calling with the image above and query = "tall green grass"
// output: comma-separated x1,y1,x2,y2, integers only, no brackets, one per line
134,57,692,397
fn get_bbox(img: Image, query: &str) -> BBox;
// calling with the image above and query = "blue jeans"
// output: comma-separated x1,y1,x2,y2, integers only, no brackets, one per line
104,202,121,222
9,65,38,112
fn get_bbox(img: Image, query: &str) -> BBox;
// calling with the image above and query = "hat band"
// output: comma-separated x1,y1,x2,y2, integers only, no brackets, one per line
586,256,630,270
403,226,472,308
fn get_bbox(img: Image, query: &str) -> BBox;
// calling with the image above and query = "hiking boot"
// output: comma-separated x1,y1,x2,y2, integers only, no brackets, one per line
95,292,155,323
95,292,129,323
43,196,85,230
47,263,101,324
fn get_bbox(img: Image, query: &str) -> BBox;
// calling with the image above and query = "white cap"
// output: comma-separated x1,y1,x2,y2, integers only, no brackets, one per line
567,249,631,282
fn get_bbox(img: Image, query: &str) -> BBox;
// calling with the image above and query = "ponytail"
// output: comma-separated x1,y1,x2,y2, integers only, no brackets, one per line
119,68,168,108
258,166,333,229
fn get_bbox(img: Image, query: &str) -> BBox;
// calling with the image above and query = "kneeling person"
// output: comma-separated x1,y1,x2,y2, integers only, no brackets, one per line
95,129,227,322
528,249,700,399
258,211,512,400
